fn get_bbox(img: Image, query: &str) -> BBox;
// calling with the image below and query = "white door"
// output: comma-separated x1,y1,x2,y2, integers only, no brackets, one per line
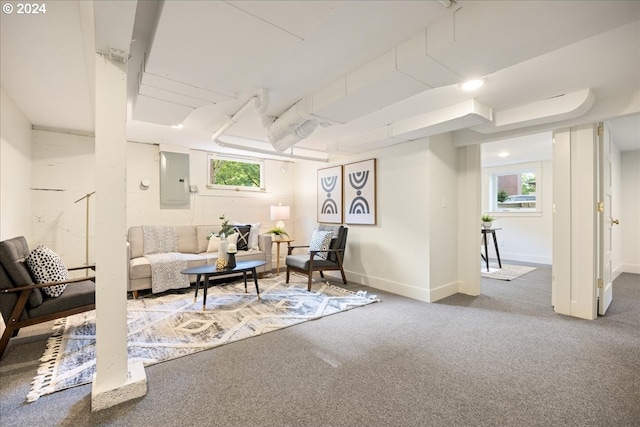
597,123,614,315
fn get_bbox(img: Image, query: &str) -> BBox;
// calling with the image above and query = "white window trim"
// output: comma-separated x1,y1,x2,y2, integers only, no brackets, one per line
206,153,266,192
483,161,542,215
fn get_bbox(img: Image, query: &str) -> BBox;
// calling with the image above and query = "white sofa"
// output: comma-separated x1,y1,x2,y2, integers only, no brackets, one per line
127,225,272,297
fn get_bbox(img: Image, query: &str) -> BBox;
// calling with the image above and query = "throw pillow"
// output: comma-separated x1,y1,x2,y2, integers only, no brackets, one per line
233,225,252,251
25,245,69,297
226,233,238,246
233,221,262,250
206,237,220,253
308,230,333,260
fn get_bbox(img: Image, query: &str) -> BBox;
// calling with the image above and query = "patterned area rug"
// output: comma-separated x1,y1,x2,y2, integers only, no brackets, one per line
27,275,378,402
480,263,536,281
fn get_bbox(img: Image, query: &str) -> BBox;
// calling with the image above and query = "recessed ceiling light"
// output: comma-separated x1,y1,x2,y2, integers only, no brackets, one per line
171,124,184,129
498,151,510,158
460,78,485,91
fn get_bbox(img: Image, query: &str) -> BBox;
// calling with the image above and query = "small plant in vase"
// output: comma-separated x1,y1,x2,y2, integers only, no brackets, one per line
481,214,496,229
266,226,289,241
207,215,236,240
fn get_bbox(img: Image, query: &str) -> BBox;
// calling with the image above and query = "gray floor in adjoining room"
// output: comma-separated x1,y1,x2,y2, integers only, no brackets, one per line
1,265,639,427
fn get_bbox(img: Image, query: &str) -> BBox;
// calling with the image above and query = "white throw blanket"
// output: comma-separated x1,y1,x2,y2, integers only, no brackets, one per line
142,226,189,293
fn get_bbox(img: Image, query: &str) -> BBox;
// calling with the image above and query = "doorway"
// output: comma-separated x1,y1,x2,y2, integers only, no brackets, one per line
479,132,553,298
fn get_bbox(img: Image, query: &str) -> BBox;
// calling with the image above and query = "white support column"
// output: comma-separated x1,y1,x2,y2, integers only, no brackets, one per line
91,52,146,411
457,144,481,296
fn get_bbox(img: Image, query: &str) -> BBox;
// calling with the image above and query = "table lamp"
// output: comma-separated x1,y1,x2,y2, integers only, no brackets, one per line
270,204,290,230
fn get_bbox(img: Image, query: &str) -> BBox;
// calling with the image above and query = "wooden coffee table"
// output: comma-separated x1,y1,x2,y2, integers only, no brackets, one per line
181,260,266,310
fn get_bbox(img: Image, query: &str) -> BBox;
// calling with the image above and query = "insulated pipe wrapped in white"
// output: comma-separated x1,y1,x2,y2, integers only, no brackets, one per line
266,97,312,143
271,120,318,151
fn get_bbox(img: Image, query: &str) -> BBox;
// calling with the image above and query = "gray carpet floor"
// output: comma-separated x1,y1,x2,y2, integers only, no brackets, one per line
1,265,639,427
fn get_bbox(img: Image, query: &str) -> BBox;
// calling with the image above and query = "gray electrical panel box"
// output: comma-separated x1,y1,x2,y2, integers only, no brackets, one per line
160,152,190,209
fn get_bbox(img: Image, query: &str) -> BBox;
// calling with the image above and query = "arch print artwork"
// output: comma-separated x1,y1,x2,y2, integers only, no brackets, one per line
317,165,343,223
344,159,376,225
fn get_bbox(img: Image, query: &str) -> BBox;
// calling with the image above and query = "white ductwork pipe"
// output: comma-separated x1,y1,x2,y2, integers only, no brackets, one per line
253,88,269,115
211,90,270,140
266,97,313,143
271,120,319,152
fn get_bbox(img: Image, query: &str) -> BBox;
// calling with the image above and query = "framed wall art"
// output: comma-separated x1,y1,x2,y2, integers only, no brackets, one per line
317,165,343,224
344,159,377,225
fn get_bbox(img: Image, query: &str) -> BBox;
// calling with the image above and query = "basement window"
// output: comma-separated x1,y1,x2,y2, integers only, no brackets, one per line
207,154,265,191
484,162,541,214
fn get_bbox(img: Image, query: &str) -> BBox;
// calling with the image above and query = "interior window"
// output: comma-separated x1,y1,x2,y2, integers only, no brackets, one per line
207,154,265,191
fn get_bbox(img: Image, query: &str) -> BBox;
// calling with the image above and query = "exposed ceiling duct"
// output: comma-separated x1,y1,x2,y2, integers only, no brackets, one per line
336,99,492,153
471,88,595,134
210,89,270,141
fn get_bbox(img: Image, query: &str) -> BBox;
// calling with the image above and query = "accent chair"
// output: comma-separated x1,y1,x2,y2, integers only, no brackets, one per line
285,225,348,291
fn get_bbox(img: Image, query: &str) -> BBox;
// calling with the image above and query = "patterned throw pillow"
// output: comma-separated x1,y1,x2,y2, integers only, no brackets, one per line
233,221,262,250
233,225,252,251
308,230,333,260
26,245,69,297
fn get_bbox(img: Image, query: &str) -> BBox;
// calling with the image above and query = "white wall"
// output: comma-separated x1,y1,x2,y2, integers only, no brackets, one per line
126,142,294,230
0,88,32,240
31,129,96,267
428,133,460,301
620,150,640,274
294,137,461,302
29,136,294,268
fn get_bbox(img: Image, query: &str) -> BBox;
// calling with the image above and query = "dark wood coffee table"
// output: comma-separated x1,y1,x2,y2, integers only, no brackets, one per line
181,260,266,310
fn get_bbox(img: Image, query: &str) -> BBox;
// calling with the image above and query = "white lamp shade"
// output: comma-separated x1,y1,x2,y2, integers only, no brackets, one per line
270,205,290,221
271,205,290,230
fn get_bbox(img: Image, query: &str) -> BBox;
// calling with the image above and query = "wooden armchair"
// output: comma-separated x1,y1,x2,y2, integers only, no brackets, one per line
0,236,95,358
285,225,348,291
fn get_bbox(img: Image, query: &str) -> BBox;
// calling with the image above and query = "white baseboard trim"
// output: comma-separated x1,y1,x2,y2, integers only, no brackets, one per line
617,263,640,275
499,252,552,265
428,281,459,302
343,271,458,303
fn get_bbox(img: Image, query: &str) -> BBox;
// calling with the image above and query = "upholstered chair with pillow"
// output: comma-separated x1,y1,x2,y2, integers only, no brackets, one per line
285,225,348,291
0,236,95,358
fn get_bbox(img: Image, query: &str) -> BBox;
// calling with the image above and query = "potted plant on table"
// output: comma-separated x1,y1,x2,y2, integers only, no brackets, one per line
266,226,289,241
481,214,497,229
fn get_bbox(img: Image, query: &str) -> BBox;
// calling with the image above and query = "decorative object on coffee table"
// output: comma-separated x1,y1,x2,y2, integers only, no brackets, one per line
215,257,226,269
227,244,237,269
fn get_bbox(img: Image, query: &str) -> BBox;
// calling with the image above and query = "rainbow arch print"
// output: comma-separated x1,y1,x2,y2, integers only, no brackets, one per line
344,159,376,225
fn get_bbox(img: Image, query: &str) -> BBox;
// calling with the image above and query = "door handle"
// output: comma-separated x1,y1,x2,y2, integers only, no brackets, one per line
611,218,620,226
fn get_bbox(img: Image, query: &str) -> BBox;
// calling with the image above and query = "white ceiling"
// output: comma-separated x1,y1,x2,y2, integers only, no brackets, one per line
1,1,639,162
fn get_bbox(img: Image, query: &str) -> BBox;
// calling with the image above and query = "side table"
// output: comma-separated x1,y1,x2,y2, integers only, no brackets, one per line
481,227,502,272
272,237,294,274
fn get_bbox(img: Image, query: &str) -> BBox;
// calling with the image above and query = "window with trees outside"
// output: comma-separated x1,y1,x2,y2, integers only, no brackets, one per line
484,162,541,213
207,154,265,191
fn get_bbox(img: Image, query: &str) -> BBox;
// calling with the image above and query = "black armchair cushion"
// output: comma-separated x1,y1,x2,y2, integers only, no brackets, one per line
0,237,43,308
0,263,28,324
286,254,338,270
28,279,95,319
